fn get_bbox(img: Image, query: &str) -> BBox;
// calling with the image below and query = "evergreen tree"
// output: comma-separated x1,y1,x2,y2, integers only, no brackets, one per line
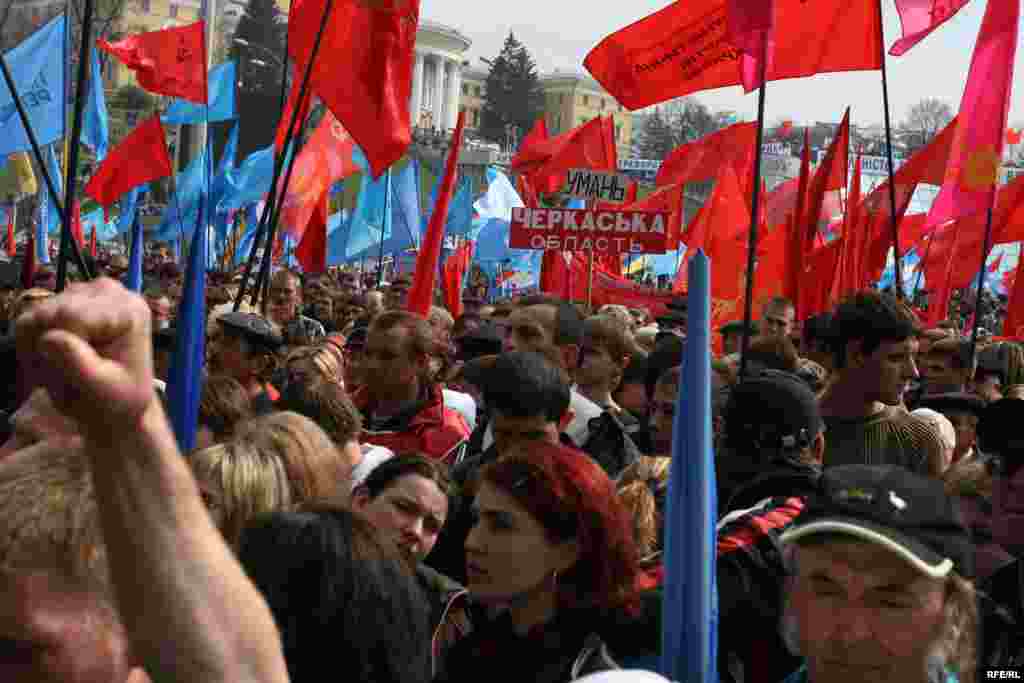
479,32,545,144
229,0,287,96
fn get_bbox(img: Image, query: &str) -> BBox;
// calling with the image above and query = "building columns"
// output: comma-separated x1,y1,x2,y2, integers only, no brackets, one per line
432,55,447,131
410,52,424,129
446,60,462,131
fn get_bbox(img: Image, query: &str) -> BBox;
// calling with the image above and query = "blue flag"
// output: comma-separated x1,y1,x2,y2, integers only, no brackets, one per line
81,207,119,242
155,147,210,241
82,46,109,160
36,144,63,262
125,213,144,292
211,123,239,215
660,249,718,683
0,15,66,156
116,185,145,236
445,175,475,237
219,145,281,214
391,159,420,248
166,198,207,453
161,61,238,125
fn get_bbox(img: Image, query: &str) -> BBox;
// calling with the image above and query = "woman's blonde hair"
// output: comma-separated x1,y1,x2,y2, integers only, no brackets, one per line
284,343,344,385
190,442,292,547
616,455,670,561
231,411,345,504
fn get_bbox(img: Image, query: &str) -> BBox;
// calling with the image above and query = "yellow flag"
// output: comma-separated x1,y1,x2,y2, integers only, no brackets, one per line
0,152,38,201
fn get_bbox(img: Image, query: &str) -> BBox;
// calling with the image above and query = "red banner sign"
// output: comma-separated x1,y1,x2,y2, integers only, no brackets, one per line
509,207,670,254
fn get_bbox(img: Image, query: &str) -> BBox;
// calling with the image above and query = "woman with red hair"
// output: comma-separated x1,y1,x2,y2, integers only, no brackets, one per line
435,441,658,682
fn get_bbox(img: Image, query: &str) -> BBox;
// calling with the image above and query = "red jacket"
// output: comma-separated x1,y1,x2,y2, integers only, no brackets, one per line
353,384,470,464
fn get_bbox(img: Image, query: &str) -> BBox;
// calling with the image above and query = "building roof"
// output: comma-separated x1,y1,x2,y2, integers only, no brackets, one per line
539,70,606,94
418,19,472,51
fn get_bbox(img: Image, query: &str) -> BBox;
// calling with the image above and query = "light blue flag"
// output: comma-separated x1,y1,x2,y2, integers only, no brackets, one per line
211,123,239,216
155,146,210,241
81,46,109,160
125,214,144,292
0,15,66,156
232,203,263,266
219,145,280,213
660,249,717,683
36,144,63,262
166,198,207,453
81,207,119,242
391,159,420,248
116,185,145,236
161,61,238,125
474,167,524,222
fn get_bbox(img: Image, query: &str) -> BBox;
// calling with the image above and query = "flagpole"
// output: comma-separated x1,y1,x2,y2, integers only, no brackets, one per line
235,0,334,311
56,0,96,292
969,207,995,362
0,30,91,282
376,169,392,288
877,0,903,298
738,44,769,380
911,224,938,301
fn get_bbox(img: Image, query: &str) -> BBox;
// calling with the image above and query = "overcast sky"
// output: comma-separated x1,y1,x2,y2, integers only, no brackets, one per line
420,0,1024,129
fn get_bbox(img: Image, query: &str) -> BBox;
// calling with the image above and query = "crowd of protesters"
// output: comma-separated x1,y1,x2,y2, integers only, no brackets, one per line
2,246,1024,683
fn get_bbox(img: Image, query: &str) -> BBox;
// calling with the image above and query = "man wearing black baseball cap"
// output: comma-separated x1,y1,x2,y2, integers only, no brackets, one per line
777,464,976,683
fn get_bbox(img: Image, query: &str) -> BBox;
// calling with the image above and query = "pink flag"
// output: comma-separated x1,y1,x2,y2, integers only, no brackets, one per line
890,0,972,56
727,0,775,91
925,0,1018,229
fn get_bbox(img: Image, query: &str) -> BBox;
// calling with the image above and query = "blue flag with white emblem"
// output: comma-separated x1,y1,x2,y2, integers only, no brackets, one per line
0,15,66,156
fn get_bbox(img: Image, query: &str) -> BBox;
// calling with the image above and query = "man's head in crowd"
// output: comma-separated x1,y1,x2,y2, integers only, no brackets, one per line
267,269,303,328
761,296,796,340
920,338,974,395
143,286,172,331
828,292,920,409
363,311,436,404
306,284,334,327
724,370,826,468
504,295,585,375
801,312,834,372
196,375,254,450
577,315,635,408
780,464,976,683
385,276,411,310
428,306,455,354
208,312,283,395
483,351,571,454
971,342,1009,403
916,393,985,465
0,388,152,682
352,454,452,563
719,320,757,356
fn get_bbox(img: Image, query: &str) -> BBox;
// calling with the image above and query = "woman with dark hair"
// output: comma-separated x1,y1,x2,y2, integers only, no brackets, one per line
238,505,433,683
436,441,657,682
352,453,470,677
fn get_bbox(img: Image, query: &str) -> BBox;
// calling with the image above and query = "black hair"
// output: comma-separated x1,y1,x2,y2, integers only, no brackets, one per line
484,351,571,423
645,335,684,400
830,291,920,369
802,312,834,348
238,506,432,683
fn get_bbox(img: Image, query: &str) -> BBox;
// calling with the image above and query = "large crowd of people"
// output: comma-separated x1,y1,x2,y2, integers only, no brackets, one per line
0,253,1023,683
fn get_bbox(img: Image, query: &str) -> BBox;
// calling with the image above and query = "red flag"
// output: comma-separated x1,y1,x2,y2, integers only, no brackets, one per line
655,122,758,188
703,165,752,341
407,111,466,317
614,182,685,247
727,0,775,91
85,115,173,208
802,108,850,251
295,189,329,274
442,241,474,317
777,120,794,138
517,174,540,209
20,232,35,289
676,163,747,291
275,72,315,151
926,0,1018,229
71,201,84,249
88,225,97,258
513,116,618,194
624,181,638,204
836,155,864,299
280,111,361,242
540,249,571,297
5,210,14,258
289,0,419,178
783,130,812,307
520,118,549,150
801,238,843,317
585,0,881,110
98,21,208,103
1004,252,1024,337
1008,128,1023,145
890,0,971,56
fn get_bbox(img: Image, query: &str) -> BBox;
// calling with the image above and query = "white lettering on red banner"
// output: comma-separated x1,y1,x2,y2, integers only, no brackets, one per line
509,207,670,254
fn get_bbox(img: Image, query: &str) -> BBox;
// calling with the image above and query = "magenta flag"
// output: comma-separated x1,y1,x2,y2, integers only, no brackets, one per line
727,0,775,91
890,0,972,56
925,0,1018,229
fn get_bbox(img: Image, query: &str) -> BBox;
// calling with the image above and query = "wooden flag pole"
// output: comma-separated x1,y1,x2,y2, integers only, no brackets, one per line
877,0,903,298
738,44,769,380
235,0,334,310
57,0,97,292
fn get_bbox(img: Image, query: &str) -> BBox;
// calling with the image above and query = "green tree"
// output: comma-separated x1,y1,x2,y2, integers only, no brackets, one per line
479,32,545,145
229,0,287,96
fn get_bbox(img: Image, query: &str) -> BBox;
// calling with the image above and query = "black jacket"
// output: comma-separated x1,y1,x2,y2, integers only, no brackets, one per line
980,559,1024,669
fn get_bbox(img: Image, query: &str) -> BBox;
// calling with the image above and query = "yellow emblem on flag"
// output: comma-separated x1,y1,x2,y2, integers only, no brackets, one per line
960,145,1001,191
